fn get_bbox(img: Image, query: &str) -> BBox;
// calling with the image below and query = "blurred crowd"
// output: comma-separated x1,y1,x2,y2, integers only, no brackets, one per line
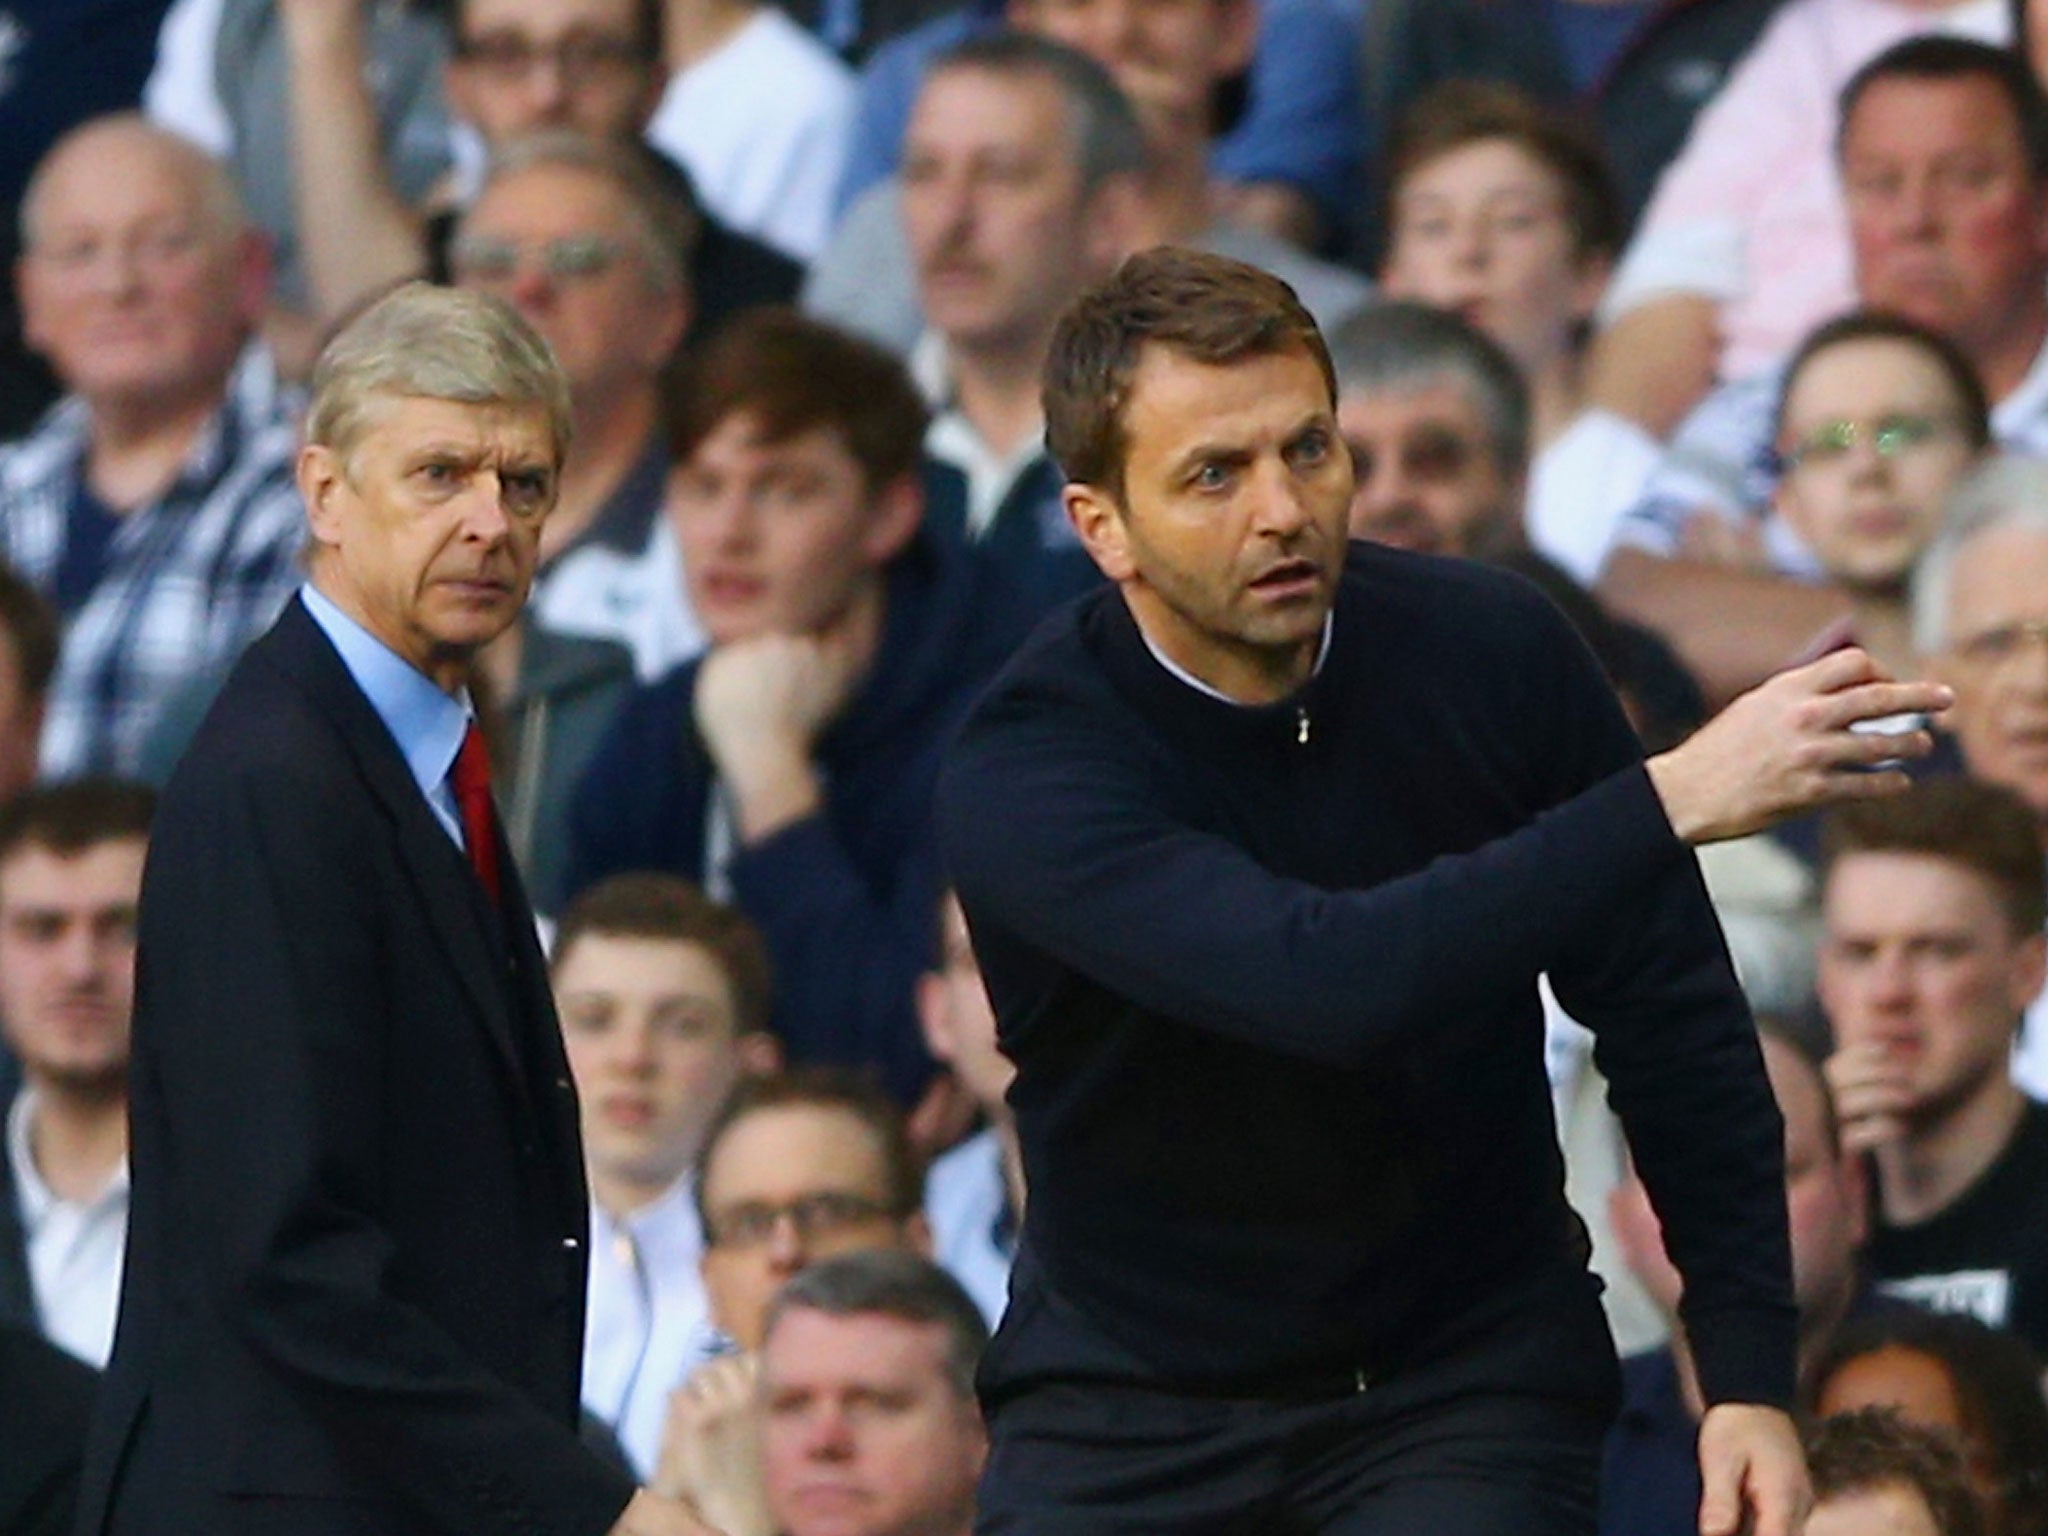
5,0,2048,1533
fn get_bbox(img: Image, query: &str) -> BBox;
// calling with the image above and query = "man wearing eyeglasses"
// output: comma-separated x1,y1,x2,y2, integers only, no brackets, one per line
651,1070,931,1536
246,0,801,367
1599,38,2048,708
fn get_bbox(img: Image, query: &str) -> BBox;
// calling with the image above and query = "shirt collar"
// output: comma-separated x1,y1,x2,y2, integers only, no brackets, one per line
301,584,473,805
1138,613,1335,705
6,1088,129,1227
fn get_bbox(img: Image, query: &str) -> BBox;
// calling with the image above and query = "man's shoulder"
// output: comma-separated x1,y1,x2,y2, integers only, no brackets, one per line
1337,541,1576,646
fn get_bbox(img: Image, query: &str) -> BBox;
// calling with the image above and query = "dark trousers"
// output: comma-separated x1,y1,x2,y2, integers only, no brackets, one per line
976,1372,1608,1535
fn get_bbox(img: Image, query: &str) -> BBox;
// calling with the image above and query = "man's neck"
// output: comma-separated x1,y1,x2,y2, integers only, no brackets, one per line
86,383,225,511
1527,353,1585,454
1972,296,2048,406
989,1112,1027,1221
590,1164,684,1221
1843,589,1914,682
1875,1076,2027,1227
946,337,1051,461
542,390,659,567
23,1082,128,1206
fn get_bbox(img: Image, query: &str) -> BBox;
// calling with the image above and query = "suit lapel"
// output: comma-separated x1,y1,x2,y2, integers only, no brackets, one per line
256,601,531,1096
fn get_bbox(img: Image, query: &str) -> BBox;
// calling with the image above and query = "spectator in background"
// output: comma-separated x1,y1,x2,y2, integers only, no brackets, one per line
1328,300,1533,565
1,115,304,779
645,0,855,261
916,893,1020,1327
145,0,453,367
565,312,1028,1107
0,0,173,439
554,874,780,1480
1819,780,2048,1358
1811,1311,2048,1536
1600,37,2048,705
1378,81,1664,584
808,0,1372,352
1609,312,1993,699
0,566,57,809
216,0,801,374
1586,0,2009,440
758,1253,988,1536
835,0,1360,253
656,1070,930,1536
1600,1021,1871,1536
1914,455,2048,842
1362,0,1789,266
0,781,153,1370
902,33,1141,615
1804,1407,1988,1536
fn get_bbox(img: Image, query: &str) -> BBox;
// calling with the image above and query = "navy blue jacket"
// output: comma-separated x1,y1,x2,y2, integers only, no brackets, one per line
563,532,1029,1104
940,544,1795,1408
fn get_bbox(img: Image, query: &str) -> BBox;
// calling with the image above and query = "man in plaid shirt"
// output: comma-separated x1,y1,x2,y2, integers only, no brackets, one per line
1,115,304,779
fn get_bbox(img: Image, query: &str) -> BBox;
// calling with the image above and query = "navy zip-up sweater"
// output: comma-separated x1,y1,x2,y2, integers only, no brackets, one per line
938,543,1795,1411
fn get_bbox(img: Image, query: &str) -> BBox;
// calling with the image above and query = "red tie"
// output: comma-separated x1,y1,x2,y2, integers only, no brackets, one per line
452,721,501,905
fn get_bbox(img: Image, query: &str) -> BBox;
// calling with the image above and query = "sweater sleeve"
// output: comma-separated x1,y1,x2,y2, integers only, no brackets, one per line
939,668,1687,1074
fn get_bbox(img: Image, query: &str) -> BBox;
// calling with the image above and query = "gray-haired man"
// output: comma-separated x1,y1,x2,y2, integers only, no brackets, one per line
74,284,716,1536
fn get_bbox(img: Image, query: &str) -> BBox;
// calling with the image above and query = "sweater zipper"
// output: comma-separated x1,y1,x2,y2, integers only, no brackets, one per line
1295,706,1311,746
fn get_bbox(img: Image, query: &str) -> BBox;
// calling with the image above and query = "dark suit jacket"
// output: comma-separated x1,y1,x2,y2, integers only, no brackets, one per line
0,1093,37,1333
73,598,637,1535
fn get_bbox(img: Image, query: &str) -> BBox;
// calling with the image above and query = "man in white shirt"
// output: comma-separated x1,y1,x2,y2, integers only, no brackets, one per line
0,779,154,1369
552,872,780,1478
901,33,1142,616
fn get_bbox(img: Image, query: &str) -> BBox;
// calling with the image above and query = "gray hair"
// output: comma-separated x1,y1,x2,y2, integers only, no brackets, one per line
1912,452,2048,655
927,30,1147,191
764,1251,990,1401
306,282,574,472
1324,300,1532,477
467,130,699,296
19,112,248,251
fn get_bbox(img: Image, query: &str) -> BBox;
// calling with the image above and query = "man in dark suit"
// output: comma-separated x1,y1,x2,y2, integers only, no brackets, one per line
73,284,719,1536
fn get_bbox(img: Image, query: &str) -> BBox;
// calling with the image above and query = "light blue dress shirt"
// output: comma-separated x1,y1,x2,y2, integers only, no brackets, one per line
300,583,473,852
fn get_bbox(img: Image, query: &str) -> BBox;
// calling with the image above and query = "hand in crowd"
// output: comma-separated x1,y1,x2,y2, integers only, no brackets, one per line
1821,1042,1914,1157
654,1353,775,1536
1695,1403,1811,1536
693,627,867,842
1645,648,1953,846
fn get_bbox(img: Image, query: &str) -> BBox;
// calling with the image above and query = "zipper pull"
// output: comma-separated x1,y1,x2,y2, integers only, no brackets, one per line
1296,707,1311,746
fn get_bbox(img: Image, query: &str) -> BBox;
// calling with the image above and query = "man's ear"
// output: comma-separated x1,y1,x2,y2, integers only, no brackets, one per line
917,970,956,1064
1213,0,1259,84
298,443,348,550
861,472,926,566
1081,174,1147,276
1066,482,1135,582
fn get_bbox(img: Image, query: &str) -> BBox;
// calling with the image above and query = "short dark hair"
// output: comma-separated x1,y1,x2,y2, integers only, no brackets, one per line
453,0,663,61
1806,1407,1987,1536
1326,300,1532,478
551,873,774,1039
927,32,1145,192
765,1250,990,1400
664,308,929,494
1385,80,1623,262
1044,246,1335,499
0,558,57,702
1774,311,1993,459
1820,778,2048,938
694,1067,925,1230
0,779,155,870
1838,35,2048,184
1810,1309,2048,1536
